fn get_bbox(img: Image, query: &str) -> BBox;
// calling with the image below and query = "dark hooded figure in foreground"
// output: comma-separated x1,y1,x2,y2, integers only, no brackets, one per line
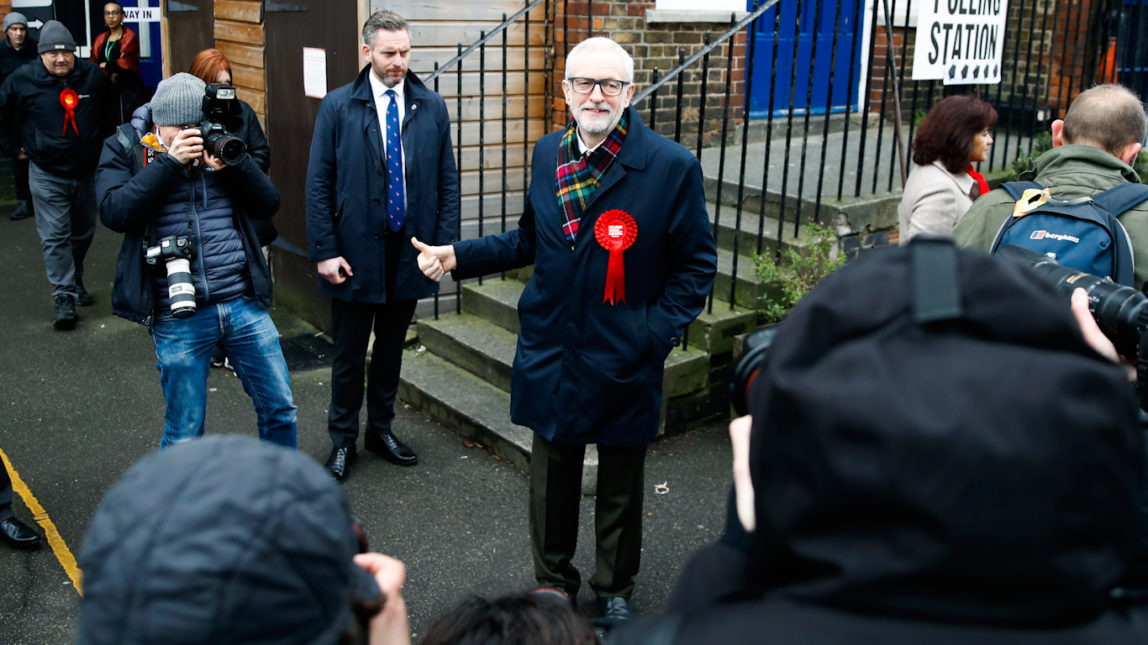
613,238,1148,644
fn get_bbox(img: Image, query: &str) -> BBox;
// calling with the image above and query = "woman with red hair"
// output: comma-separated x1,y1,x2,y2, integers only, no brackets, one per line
899,95,997,243
187,48,271,172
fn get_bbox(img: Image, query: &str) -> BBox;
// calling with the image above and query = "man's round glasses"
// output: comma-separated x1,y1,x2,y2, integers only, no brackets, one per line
104,10,122,15
566,77,628,97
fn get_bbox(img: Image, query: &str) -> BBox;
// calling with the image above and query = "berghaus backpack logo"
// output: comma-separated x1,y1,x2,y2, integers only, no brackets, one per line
1029,230,1080,244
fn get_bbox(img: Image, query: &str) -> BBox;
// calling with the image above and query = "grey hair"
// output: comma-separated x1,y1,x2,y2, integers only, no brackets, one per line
565,37,634,83
362,10,409,47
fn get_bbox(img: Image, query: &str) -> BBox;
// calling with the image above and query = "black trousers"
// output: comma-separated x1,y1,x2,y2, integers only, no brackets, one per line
530,433,648,599
327,230,416,448
0,456,14,523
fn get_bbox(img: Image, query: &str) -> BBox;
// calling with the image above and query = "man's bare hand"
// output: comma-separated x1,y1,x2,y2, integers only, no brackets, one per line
1072,288,1136,381
317,257,353,285
411,237,456,282
354,553,410,645
166,128,204,165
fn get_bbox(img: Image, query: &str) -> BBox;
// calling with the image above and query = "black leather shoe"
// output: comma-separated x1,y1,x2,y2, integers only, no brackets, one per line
364,431,418,466
592,596,634,633
1,517,42,549
325,445,357,483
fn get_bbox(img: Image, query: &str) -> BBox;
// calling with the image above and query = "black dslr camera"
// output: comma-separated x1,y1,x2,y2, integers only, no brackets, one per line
731,326,780,416
998,245,1148,409
199,84,246,166
145,236,197,318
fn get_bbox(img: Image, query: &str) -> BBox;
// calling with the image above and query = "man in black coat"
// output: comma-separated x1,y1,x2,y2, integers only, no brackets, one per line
0,12,37,221
0,20,114,330
305,10,459,482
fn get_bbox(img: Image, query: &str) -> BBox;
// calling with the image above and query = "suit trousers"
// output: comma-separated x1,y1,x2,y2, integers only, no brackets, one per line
530,433,648,600
327,228,416,448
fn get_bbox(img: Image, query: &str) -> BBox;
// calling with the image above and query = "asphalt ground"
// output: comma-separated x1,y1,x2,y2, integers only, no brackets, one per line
0,202,734,643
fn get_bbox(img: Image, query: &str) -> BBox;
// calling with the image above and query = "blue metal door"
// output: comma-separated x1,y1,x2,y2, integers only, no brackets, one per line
747,0,862,118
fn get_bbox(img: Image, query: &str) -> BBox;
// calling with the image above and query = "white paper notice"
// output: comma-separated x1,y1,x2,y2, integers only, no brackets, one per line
303,48,327,99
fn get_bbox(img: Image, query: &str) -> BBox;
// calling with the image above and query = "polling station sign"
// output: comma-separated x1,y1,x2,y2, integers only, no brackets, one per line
912,0,1008,85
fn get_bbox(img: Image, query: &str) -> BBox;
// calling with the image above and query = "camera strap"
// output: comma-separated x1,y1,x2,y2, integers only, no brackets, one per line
910,236,963,324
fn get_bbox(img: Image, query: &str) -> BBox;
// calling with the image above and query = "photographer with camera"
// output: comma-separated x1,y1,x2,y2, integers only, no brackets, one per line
96,72,297,449
611,239,1148,644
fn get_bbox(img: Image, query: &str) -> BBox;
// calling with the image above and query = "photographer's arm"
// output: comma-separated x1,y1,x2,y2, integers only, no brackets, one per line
215,152,280,220
97,134,184,233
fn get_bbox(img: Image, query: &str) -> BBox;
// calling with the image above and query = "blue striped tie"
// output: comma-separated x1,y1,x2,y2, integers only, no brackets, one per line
384,89,405,232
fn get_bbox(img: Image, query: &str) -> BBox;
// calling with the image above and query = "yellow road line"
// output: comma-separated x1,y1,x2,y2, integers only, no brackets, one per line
1,446,83,595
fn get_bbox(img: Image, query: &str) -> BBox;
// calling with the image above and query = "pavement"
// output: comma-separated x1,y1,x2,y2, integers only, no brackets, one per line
0,200,735,643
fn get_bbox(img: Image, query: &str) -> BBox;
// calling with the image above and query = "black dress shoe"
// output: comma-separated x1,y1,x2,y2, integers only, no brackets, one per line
592,596,634,633
364,431,418,466
325,445,357,483
1,517,42,549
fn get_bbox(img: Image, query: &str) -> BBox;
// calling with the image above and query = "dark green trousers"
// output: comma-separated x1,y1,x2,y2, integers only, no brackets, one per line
530,433,648,599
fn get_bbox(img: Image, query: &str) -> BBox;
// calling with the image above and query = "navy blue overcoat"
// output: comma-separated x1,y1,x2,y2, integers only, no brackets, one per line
306,66,460,303
454,108,717,446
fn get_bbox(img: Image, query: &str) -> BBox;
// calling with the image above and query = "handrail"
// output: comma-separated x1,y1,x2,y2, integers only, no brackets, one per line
425,0,546,82
633,0,779,104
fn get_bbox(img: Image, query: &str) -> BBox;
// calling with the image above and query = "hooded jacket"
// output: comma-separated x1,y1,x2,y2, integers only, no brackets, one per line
613,242,1148,643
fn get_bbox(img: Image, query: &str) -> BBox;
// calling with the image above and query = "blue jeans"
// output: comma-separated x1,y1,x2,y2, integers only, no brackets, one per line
151,296,297,449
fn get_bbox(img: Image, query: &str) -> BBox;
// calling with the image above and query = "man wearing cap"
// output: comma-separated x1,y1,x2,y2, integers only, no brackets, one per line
76,436,411,644
96,73,298,449
0,20,114,329
0,12,37,221
305,10,459,482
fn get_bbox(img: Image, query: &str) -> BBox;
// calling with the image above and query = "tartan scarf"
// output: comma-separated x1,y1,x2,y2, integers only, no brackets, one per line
555,111,628,245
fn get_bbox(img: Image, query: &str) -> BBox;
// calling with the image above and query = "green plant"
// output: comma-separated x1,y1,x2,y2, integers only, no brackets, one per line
1007,131,1052,180
754,221,845,323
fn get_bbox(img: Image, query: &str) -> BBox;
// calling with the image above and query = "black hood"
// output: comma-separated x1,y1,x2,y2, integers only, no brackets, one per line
748,241,1143,628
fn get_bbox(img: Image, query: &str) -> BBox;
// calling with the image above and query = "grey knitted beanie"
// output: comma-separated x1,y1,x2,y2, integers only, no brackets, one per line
151,73,206,126
4,12,27,31
37,20,75,54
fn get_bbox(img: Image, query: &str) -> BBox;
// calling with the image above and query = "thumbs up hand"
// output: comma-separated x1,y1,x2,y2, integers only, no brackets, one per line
411,237,457,282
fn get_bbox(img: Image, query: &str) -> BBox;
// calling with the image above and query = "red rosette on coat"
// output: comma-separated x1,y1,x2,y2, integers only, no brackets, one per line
59,89,79,135
594,209,638,304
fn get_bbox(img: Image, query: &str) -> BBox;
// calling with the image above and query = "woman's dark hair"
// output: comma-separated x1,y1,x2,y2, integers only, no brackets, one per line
912,95,998,174
422,593,598,645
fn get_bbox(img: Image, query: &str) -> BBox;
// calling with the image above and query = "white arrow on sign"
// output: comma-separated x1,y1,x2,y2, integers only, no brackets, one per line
27,19,43,29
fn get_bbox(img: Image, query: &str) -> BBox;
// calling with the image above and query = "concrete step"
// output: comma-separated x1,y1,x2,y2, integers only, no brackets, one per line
714,246,766,309
417,313,517,393
398,348,600,492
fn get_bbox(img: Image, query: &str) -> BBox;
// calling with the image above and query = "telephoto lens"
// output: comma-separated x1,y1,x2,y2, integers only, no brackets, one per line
166,256,196,318
998,244,1148,358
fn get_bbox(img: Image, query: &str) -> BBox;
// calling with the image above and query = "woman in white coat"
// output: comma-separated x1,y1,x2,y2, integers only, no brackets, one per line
899,95,997,243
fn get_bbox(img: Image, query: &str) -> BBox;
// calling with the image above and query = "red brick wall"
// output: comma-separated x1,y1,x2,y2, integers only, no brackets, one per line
553,1,748,148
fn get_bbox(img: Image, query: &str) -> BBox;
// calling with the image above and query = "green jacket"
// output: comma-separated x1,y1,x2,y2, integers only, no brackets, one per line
952,144,1148,289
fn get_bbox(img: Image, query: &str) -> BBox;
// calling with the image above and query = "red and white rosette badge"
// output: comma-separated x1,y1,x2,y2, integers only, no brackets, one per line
594,209,637,305
59,89,79,135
